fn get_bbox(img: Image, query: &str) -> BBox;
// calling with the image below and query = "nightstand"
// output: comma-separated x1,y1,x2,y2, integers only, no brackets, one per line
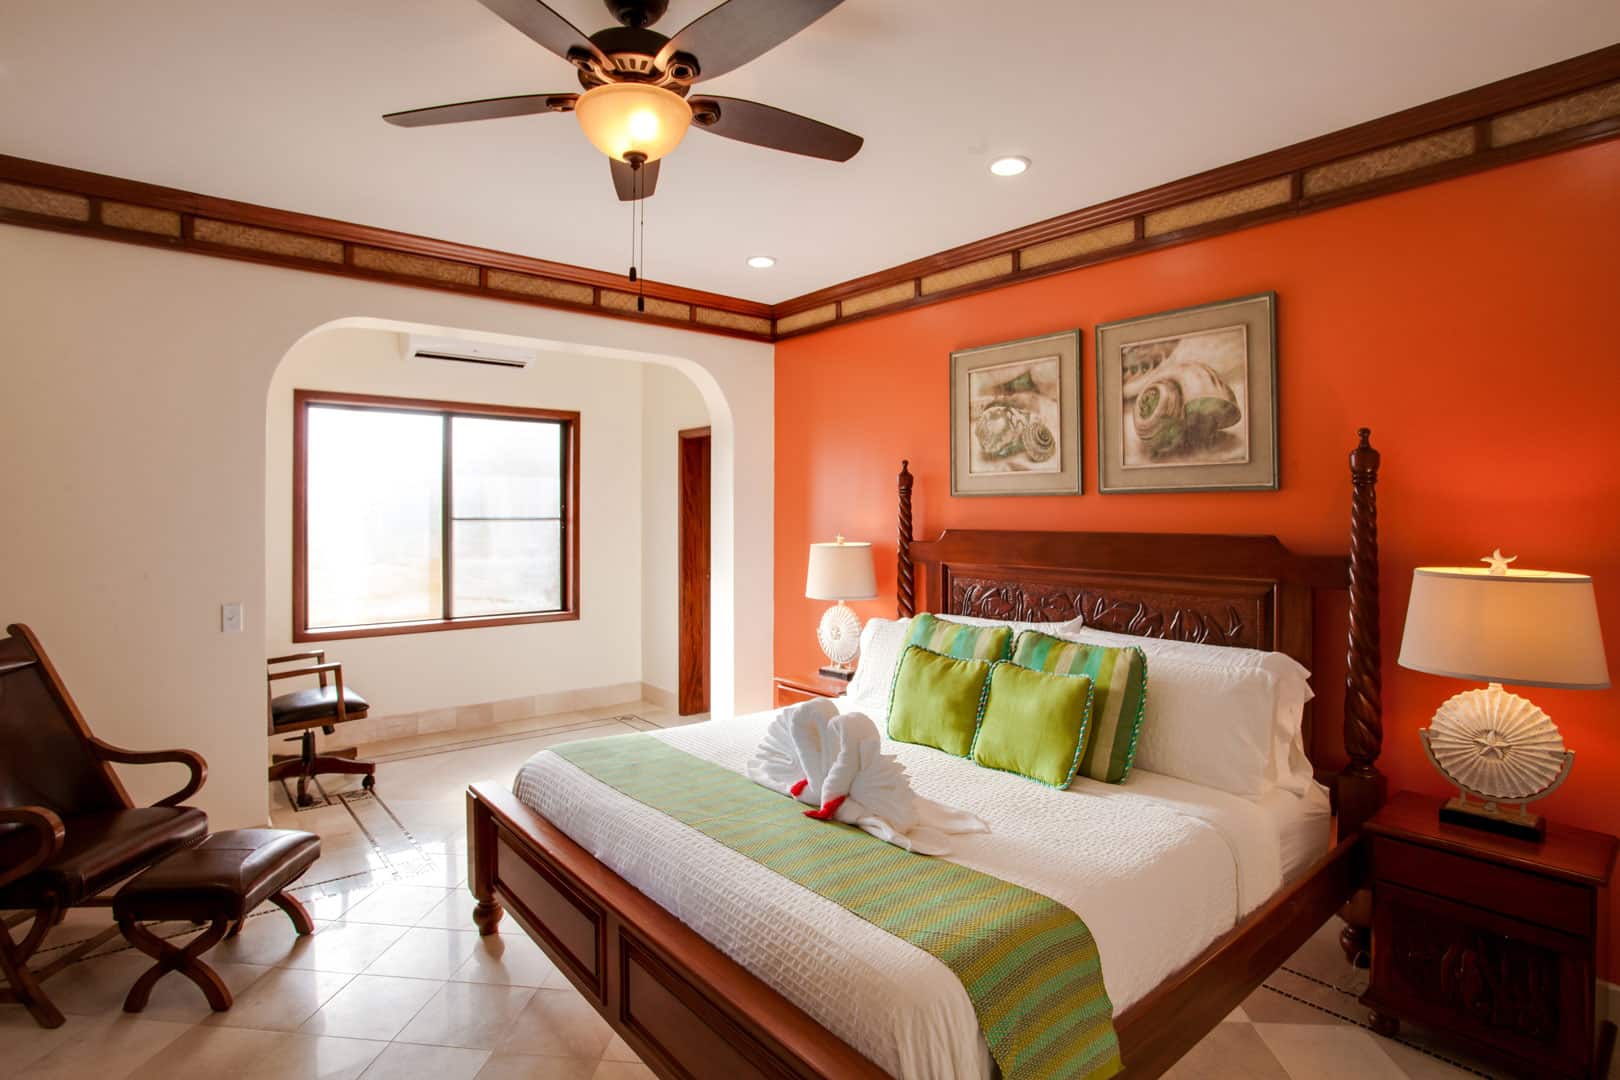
1362,790,1618,1078
772,672,851,708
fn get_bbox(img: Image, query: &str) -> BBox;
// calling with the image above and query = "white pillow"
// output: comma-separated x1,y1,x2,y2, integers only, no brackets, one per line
1061,621,1316,795
1131,657,1278,797
846,616,912,714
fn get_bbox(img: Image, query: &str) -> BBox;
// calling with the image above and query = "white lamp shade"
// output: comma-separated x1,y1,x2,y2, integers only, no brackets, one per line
1398,566,1610,689
805,540,877,601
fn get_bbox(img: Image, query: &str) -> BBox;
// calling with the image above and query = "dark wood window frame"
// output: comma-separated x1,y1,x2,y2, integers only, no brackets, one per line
292,389,581,642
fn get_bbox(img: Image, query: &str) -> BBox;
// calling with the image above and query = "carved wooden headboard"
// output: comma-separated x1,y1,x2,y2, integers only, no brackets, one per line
895,430,1387,832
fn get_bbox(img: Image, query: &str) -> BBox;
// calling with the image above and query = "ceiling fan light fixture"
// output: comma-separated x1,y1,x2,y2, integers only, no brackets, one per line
989,155,1030,177
575,82,692,163
747,255,776,269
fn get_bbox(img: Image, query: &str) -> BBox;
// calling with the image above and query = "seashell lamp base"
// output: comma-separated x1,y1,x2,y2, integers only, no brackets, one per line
1419,682,1574,842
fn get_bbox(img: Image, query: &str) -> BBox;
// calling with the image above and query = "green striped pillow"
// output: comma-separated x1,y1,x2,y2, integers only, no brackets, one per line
906,612,1013,661
1012,630,1148,783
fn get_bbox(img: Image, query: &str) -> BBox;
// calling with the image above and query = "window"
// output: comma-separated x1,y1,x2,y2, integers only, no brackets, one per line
293,390,579,640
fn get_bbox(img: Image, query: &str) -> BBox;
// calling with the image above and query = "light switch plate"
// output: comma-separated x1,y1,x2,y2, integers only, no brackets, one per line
221,602,244,633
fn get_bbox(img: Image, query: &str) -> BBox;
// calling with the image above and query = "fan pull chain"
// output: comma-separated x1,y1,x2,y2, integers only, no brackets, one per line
637,180,646,313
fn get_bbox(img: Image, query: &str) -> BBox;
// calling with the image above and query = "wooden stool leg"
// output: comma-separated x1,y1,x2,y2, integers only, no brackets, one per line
270,890,314,936
119,916,233,1013
0,918,64,1029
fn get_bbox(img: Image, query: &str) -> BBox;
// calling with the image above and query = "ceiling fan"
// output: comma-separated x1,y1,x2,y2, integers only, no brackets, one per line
384,0,863,201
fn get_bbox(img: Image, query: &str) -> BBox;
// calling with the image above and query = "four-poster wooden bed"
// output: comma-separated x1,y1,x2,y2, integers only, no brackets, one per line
466,429,1387,1079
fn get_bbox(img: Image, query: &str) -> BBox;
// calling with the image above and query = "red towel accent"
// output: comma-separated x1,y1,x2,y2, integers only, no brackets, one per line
804,795,847,821
790,778,808,797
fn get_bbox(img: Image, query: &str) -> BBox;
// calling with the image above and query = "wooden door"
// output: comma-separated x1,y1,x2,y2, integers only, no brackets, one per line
678,428,711,715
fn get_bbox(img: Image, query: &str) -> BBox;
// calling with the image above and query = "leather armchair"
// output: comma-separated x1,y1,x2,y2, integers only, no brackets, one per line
0,623,209,1028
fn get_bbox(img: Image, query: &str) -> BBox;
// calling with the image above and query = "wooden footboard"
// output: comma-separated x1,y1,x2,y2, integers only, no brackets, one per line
468,781,888,1080
470,781,1364,1080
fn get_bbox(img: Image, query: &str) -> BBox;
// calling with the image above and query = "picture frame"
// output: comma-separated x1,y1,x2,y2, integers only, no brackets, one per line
1095,292,1278,494
950,330,1081,496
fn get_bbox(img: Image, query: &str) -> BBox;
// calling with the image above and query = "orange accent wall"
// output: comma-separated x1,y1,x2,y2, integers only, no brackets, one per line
776,140,1620,968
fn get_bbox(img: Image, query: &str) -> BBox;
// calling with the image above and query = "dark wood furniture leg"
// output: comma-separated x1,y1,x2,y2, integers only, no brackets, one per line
0,913,65,1028
469,785,504,937
119,915,233,1012
271,889,315,935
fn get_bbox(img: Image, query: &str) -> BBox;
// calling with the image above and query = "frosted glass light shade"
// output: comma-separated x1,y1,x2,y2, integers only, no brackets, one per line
1398,566,1610,689
805,540,876,601
574,83,692,163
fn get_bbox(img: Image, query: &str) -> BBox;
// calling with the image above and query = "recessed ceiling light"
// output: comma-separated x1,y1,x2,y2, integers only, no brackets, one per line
747,255,776,269
989,156,1030,177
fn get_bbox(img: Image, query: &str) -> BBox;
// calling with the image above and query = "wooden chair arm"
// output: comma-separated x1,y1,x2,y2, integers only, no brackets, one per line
86,738,208,807
0,805,66,890
267,662,342,682
268,651,325,665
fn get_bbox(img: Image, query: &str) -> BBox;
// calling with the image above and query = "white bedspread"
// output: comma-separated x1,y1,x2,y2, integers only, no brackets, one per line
512,708,1308,1079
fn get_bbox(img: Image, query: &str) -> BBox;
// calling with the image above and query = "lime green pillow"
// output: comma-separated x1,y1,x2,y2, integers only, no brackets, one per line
887,645,992,757
1013,631,1148,784
972,662,1095,788
906,612,1012,661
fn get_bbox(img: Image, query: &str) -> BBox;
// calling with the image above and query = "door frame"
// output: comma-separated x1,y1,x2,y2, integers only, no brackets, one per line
677,426,711,715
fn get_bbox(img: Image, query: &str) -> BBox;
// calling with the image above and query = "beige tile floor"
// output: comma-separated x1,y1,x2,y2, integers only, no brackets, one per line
5,700,1508,1079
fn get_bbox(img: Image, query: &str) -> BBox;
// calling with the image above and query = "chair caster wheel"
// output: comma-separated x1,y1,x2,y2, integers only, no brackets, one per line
361,774,375,791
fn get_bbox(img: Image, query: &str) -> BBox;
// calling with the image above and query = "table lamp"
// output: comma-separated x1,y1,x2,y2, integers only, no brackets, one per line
1398,550,1609,840
805,536,877,680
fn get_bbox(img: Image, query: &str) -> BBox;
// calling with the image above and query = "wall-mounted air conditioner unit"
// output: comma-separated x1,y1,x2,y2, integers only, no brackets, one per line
402,334,534,369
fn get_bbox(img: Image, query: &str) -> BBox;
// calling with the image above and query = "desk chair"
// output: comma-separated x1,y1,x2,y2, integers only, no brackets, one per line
266,652,373,808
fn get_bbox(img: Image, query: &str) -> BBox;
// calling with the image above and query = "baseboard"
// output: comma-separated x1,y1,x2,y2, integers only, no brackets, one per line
640,682,677,712
272,680,649,752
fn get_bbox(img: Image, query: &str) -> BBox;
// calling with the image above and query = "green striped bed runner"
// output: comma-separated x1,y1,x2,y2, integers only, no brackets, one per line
553,733,1120,1080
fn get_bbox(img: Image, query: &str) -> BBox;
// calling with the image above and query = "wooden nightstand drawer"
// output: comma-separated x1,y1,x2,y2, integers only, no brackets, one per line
1367,881,1591,1076
772,674,850,708
1373,836,1593,935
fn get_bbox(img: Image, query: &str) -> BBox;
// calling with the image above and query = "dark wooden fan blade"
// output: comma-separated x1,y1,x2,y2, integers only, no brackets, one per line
656,0,843,82
383,94,578,127
689,96,861,161
478,0,609,66
610,157,661,201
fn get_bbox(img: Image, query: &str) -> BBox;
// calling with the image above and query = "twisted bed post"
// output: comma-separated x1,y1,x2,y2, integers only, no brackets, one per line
1338,428,1386,832
897,460,915,618
1337,428,1385,967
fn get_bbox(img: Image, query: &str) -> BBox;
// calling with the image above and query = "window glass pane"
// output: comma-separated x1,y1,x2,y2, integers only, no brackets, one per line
452,520,562,616
451,416,561,519
306,406,443,628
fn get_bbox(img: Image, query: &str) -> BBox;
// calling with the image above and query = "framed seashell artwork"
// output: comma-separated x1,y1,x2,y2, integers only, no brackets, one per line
1095,292,1279,493
949,329,1081,496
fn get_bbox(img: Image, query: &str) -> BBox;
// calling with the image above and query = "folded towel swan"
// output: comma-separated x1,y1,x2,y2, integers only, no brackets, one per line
747,699,988,855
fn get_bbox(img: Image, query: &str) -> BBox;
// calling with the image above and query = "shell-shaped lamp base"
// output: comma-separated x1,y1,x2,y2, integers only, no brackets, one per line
1421,683,1573,804
817,602,861,667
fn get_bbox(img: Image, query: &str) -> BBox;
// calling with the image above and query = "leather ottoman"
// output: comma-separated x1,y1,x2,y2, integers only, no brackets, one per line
112,828,321,1012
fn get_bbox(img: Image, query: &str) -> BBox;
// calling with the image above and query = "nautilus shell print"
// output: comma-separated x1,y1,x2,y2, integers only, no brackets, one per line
1132,362,1243,458
1425,688,1570,800
973,401,1057,463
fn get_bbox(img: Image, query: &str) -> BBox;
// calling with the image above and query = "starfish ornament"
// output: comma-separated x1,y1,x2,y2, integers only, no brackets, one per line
1482,548,1517,575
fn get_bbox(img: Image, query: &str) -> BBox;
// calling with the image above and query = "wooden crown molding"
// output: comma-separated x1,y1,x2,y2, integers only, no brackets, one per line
0,154,776,342
771,43,1620,338
2,46,1617,343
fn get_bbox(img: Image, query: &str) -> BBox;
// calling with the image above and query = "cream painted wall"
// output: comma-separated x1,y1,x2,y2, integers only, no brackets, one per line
0,224,773,830
266,327,650,717
639,365,711,703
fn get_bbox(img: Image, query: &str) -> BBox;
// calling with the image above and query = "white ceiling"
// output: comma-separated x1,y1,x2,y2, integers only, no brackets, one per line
3,1,1617,302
